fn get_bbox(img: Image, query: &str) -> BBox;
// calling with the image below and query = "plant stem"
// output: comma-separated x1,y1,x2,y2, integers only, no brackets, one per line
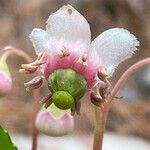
1,47,32,62
32,89,40,150
93,107,102,150
93,106,109,150
1,47,40,150
93,57,150,150
109,57,150,104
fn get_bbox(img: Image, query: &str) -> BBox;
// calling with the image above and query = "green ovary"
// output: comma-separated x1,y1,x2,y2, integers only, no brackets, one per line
48,69,87,110
52,91,74,110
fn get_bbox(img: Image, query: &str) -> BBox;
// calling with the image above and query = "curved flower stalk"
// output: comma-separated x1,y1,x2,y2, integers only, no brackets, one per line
0,47,39,150
20,4,139,139
92,58,150,150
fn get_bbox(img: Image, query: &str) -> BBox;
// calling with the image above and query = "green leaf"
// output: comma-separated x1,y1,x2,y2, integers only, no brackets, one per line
0,125,17,150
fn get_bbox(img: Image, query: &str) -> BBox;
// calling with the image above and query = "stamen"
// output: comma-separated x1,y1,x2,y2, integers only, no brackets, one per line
99,87,105,100
90,67,111,107
26,82,43,91
19,52,47,74
58,48,70,58
98,66,107,81
31,52,47,66
77,54,88,66
24,76,43,91
90,92,103,102
21,64,38,72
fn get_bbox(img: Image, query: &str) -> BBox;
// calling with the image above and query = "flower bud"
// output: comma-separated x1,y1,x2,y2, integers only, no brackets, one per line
0,59,12,97
35,104,74,137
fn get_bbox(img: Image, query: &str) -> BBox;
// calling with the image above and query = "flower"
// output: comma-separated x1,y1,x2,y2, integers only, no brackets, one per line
35,104,74,137
23,5,139,114
0,58,12,97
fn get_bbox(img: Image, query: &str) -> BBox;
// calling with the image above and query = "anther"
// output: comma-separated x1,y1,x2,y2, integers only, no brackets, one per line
58,48,70,58
90,97,102,107
90,92,105,107
98,66,107,81
19,68,36,74
31,52,47,66
19,52,47,74
77,54,88,66
67,8,72,15
24,76,43,91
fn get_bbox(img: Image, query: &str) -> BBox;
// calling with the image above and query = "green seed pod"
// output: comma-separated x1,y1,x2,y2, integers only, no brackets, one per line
48,69,87,110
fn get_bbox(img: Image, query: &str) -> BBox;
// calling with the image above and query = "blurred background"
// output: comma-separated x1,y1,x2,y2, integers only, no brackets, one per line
0,0,150,149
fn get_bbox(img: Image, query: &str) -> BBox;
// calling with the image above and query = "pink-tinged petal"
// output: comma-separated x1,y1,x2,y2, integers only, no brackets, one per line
44,52,78,79
35,109,74,137
29,5,91,56
43,52,97,88
43,55,59,79
90,28,139,76
29,28,50,54
57,51,78,69
46,5,91,54
82,66,98,88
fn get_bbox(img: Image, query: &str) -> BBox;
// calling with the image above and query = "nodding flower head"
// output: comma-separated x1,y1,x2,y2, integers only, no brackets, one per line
23,4,139,115
36,104,74,137
0,58,12,97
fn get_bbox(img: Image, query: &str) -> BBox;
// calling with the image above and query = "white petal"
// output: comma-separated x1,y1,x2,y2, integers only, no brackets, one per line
90,28,139,76
29,28,50,54
46,5,91,53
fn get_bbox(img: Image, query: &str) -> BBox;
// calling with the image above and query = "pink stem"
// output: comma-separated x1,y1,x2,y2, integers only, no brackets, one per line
1,47,40,150
93,107,108,150
109,57,150,104
32,89,40,150
1,48,32,62
93,58,150,150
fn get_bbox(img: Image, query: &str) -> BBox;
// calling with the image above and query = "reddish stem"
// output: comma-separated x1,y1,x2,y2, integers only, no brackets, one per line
93,58,150,150
109,58,150,104
93,107,108,150
1,47,32,62
32,89,40,150
1,47,40,150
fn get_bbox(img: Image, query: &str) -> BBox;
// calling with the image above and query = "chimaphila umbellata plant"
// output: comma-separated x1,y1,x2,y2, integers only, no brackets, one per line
16,4,150,150
0,4,150,150
21,4,139,110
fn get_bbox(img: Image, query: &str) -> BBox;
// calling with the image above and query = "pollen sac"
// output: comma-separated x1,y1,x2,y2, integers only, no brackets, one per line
48,69,87,110
0,59,12,97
